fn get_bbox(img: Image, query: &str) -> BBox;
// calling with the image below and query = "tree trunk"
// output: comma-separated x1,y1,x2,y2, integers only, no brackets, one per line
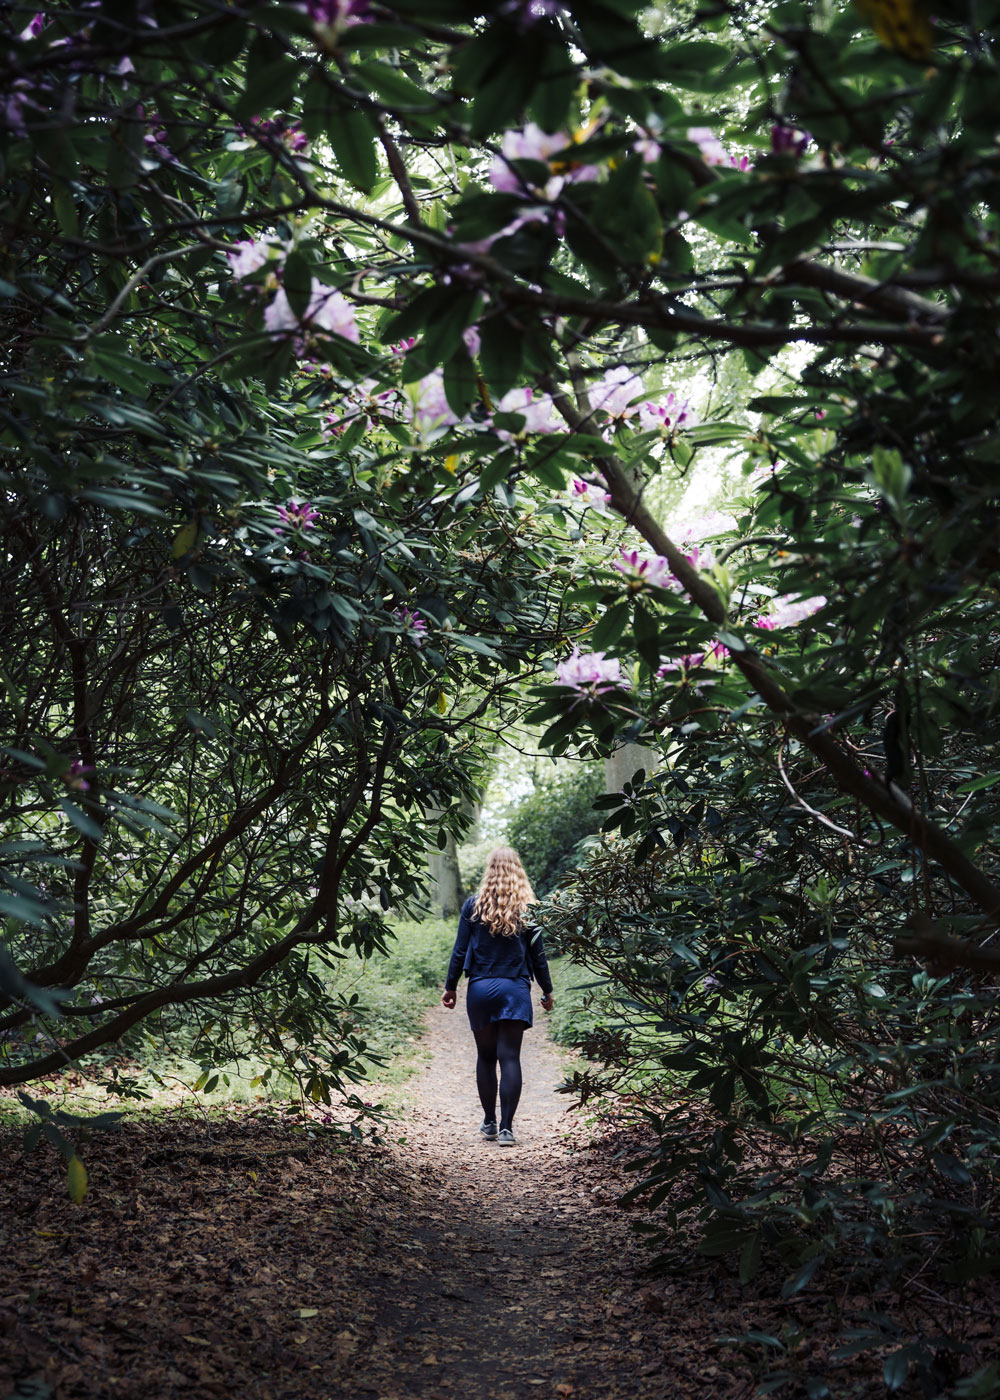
426,829,464,917
425,794,481,917
605,742,660,795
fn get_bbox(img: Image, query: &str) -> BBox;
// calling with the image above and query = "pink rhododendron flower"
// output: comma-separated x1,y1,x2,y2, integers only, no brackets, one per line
637,392,695,433
63,759,92,792
634,135,661,163
460,204,566,256
3,82,37,137
657,653,706,676
227,238,278,280
264,281,359,342
492,386,561,440
499,0,561,26
747,461,781,489
304,0,371,36
614,548,676,591
323,376,399,437
17,12,46,40
687,126,729,165
568,478,612,512
592,365,645,420
688,127,752,172
403,370,460,437
264,289,298,334
677,511,737,542
248,116,310,152
394,606,427,645
490,124,568,191
308,284,359,341
554,647,628,695
276,500,319,532
770,123,811,157
489,124,599,196
143,122,174,164
754,594,827,629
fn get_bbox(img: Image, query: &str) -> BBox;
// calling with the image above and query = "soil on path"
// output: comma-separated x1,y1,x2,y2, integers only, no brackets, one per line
1,997,755,1400
368,997,728,1399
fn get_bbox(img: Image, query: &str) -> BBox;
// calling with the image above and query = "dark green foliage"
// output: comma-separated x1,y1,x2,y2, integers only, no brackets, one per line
507,763,605,896
4,0,1000,1380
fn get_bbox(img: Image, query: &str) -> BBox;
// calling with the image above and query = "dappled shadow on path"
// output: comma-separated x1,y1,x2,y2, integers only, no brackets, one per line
0,1001,751,1400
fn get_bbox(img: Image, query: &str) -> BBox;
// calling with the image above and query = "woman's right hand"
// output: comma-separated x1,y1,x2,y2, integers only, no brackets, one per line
441,989,456,1009
541,993,554,1012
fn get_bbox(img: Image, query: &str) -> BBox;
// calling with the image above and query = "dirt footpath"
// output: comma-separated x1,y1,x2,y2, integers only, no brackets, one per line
0,996,752,1400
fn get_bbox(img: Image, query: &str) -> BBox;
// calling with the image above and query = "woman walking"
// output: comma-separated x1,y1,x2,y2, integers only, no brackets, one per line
441,846,554,1146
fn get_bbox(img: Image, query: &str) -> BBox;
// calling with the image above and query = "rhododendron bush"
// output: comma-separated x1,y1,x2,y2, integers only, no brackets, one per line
4,0,1000,1380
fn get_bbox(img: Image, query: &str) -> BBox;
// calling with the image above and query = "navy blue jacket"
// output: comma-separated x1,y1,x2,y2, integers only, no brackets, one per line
445,896,553,995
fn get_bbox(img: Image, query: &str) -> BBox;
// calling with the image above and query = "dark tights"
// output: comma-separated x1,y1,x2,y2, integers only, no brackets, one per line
473,1020,525,1131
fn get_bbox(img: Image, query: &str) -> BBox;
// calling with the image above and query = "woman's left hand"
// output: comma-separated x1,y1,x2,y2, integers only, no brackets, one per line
441,989,457,1008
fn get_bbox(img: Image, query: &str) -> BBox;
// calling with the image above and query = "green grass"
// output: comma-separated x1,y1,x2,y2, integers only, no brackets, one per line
0,915,458,1128
1,917,614,1135
546,955,617,1049
326,914,454,1091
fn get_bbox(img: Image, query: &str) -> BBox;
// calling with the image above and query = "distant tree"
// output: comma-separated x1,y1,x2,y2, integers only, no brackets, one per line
507,762,605,896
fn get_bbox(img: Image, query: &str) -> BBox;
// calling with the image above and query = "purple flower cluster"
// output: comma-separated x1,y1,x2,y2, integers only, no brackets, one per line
589,368,696,436
688,127,752,172
393,607,427,645
265,281,359,343
276,500,319,532
569,478,612,513
770,124,811,158
754,593,826,629
489,123,600,199
64,759,93,792
304,0,371,33
249,116,309,153
554,648,627,696
615,548,676,591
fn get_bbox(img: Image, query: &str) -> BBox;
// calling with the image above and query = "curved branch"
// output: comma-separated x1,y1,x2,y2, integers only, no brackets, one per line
550,389,1000,923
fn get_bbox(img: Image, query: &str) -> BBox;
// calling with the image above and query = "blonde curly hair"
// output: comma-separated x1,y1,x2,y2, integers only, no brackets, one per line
473,846,536,938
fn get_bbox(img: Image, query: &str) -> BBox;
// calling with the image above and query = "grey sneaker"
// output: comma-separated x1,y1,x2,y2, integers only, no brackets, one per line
480,1119,498,1140
497,1128,516,1146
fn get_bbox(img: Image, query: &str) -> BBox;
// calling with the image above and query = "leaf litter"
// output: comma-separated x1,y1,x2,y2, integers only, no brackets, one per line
2,1002,996,1398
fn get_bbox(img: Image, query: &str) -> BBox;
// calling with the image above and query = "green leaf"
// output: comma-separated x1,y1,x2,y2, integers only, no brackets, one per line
739,1230,762,1283
589,601,631,651
954,773,1000,794
478,317,524,400
172,518,199,559
883,1348,912,1392
236,35,298,122
633,601,661,668
450,633,500,659
781,1254,823,1298
59,798,104,843
328,107,379,193
656,40,728,87
0,948,71,1017
283,250,314,321
697,1227,756,1257
358,59,433,112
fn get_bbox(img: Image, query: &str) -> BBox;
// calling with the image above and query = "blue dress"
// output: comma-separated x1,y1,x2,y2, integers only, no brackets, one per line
444,897,553,1031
